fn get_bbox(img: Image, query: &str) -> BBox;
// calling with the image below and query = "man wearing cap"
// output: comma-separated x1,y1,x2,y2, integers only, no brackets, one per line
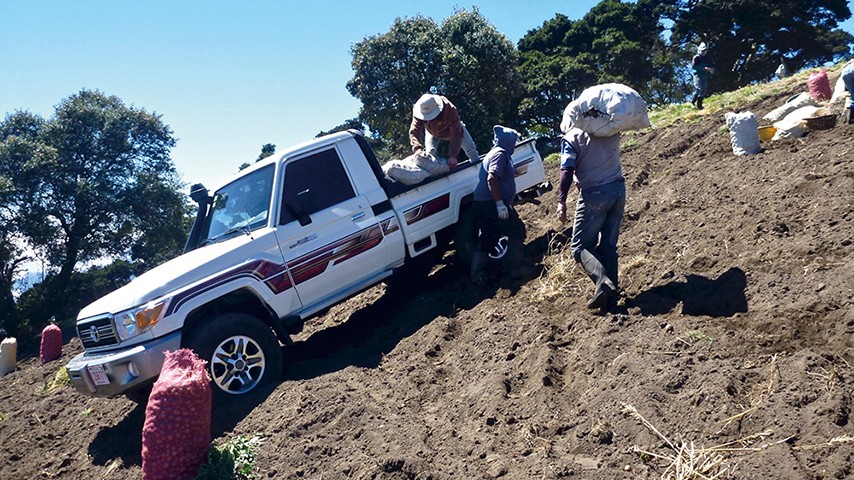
691,42,714,110
409,94,479,169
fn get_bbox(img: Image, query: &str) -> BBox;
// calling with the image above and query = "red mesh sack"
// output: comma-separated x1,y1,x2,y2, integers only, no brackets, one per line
808,68,832,102
39,324,62,364
141,349,212,480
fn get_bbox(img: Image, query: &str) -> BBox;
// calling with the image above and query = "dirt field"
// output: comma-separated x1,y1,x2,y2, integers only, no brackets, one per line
1,73,852,479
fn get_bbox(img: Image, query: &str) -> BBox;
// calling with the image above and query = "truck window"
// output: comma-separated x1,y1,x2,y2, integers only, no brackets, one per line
204,165,274,242
279,148,356,225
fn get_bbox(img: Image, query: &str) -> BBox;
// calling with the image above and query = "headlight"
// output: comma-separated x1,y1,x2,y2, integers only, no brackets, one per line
114,299,168,341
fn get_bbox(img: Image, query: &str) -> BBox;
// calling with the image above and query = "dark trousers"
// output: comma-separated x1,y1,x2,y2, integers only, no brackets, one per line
472,200,526,253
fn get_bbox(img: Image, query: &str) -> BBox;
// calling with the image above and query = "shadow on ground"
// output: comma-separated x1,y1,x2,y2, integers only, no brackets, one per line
628,267,748,317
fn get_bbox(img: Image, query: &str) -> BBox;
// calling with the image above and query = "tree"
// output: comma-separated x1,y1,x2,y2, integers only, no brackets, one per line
517,0,671,137
667,0,853,92
347,15,444,158
257,143,276,161
0,89,187,329
347,9,521,157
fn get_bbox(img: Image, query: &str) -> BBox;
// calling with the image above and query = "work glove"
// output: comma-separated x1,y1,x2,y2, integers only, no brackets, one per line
496,200,509,220
557,202,567,224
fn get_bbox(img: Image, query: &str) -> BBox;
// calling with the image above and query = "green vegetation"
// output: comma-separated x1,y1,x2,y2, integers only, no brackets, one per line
39,366,71,393
0,90,191,335
196,434,264,480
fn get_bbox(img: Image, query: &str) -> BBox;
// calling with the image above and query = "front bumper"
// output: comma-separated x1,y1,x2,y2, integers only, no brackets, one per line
66,330,181,397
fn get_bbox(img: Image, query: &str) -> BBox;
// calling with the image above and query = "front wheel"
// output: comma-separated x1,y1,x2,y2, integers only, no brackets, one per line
183,313,283,401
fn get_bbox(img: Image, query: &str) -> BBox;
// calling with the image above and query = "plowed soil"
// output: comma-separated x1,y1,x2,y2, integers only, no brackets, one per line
1,73,852,479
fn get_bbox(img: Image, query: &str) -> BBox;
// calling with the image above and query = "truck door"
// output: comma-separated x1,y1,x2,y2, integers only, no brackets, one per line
274,147,390,310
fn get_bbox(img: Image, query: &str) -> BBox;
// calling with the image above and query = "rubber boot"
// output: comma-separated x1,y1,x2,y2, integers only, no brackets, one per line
578,249,616,310
846,107,854,125
506,238,536,280
696,96,704,110
470,251,489,286
602,255,619,311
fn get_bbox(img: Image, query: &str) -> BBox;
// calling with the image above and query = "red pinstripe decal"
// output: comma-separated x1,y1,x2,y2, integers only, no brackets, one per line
404,193,450,225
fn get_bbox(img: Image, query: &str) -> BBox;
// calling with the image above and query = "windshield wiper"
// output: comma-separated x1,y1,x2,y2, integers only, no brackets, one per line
204,224,253,245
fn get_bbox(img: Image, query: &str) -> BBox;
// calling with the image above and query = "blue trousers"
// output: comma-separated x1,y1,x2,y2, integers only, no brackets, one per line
570,180,626,265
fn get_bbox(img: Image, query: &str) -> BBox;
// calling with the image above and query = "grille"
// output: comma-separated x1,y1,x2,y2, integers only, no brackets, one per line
77,315,119,349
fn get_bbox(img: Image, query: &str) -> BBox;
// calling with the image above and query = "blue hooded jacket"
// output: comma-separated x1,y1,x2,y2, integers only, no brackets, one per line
473,126,519,203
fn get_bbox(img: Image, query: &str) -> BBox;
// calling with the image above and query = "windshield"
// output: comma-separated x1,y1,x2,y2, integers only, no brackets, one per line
203,165,274,244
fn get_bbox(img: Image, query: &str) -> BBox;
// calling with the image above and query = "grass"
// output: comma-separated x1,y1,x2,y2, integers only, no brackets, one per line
196,434,264,480
532,235,587,301
38,366,70,394
624,403,789,479
646,61,848,131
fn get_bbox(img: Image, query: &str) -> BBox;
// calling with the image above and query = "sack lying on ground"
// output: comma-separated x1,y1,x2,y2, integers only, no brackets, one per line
808,68,832,102
383,156,430,185
829,75,849,105
772,106,826,140
560,83,651,136
725,111,761,156
413,151,450,176
763,92,818,123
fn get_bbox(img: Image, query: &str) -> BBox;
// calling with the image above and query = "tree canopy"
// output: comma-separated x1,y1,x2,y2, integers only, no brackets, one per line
665,0,853,92
347,8,520,157
0,90,189,331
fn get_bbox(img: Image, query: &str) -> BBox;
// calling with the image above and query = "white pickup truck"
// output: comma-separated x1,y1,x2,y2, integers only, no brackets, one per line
66,130,548,401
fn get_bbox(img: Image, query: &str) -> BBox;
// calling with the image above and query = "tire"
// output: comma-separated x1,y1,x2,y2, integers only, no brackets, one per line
454,208,478,267
454,208,507,265
183,313,283,401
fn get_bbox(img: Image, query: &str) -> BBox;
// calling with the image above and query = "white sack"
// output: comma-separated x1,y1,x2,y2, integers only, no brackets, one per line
829,75,850,105
771,106,823,140
413,151,450,176
725,111,761,156
560,83,651,136
763,92,817,123
383,157,430,185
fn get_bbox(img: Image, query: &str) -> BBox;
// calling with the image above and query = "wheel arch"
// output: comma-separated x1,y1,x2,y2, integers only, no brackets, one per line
181,287,286,344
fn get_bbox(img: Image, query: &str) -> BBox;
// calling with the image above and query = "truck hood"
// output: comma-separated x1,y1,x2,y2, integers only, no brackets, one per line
77,232,269,320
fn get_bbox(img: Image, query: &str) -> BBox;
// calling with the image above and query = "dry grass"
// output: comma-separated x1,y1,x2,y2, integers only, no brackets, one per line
624,403,789,480
532,235,587,301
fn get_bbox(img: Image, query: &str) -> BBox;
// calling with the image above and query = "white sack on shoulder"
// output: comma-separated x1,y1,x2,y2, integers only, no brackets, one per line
771,105,822,140
560,83,651,136
725,111,761,156
763,92,817,123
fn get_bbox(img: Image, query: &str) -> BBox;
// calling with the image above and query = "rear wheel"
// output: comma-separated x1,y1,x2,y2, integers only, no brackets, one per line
183,313,283,402
454,208,508,266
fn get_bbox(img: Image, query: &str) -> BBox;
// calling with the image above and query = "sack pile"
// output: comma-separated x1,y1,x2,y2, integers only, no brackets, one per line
763,92,817,123
560,83,651,137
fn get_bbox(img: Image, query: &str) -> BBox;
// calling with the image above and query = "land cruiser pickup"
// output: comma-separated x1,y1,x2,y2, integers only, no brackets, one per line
66,129,548,401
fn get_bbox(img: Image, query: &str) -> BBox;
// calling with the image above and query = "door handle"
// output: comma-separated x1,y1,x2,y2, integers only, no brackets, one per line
350,212,365,222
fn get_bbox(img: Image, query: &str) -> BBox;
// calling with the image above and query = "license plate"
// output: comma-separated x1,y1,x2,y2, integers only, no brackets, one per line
87,365,110,386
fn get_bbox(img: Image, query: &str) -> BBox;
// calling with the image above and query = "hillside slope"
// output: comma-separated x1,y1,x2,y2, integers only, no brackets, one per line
1,72,852,479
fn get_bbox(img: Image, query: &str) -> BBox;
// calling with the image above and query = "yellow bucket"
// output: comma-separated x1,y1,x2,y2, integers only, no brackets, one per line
758,125,777,141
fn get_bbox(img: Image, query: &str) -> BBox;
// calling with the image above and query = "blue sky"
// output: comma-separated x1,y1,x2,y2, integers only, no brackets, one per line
2,1,853,191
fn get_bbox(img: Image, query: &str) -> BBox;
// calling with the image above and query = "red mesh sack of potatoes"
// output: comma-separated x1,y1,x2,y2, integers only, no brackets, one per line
808,68,832,102
39,323,62,364
141,349,212,480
